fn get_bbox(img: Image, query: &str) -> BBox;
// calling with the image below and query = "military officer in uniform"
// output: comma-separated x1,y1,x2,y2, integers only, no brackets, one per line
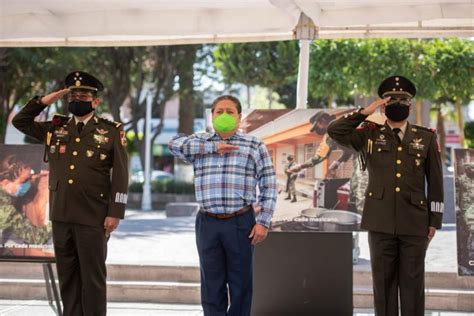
12,71,129,316
328,75,444,316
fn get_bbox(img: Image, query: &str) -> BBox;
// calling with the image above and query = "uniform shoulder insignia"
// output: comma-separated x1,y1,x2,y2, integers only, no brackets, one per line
51,113,70,126
412,124,435,133
99,117,122,128
357,121,381,131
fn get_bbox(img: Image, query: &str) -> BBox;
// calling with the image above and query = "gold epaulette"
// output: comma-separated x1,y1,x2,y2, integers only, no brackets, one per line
412,124,436,133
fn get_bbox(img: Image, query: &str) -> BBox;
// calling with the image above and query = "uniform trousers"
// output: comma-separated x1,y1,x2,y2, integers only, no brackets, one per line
195,210,255,316
368,231,428,316
52,221,107,316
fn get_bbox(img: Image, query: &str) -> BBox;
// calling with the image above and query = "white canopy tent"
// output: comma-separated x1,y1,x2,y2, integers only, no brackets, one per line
1,0,472,209
0,0,472,47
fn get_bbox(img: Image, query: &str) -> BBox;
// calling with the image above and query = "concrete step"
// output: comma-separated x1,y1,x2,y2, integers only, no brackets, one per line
2,262,472,290
0,279,472,311
0,279,201,305
354,286,474,313
354,269,474,290
1,262,473,311
0,262,200,283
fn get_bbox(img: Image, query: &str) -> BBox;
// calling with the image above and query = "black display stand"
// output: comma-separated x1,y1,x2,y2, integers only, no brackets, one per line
0,259,62,316
252,232,353,316
43,263,62,316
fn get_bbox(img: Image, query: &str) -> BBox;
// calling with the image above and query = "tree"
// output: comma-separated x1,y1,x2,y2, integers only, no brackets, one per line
429,39,473,147
126,46,180,171
214,43,294,107
177,46,199,134
309,40,357,108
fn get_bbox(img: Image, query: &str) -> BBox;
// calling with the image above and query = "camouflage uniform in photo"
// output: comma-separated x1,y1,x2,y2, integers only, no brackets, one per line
349,158,369,214
458,163,474,255
0,188,51,244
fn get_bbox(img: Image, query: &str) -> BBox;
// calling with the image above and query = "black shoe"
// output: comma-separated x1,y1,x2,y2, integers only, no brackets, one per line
291,197,297,203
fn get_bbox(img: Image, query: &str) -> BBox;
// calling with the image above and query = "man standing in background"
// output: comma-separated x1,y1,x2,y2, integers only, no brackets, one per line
284,154,298,202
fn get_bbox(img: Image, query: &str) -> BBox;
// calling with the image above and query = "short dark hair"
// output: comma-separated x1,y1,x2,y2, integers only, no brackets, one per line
211,95,242,114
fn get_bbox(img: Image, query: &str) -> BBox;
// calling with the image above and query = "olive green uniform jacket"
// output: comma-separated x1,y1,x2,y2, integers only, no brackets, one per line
12,97,129,227
327,109,444,236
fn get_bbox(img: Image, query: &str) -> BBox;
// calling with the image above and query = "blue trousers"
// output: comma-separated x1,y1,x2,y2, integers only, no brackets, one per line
195,210,255,316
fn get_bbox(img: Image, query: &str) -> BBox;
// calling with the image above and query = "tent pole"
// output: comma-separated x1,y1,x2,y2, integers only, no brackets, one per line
294,13,317,110
296,40,310,109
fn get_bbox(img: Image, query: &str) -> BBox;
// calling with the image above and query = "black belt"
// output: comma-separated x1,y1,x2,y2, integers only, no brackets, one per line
202,205,252,220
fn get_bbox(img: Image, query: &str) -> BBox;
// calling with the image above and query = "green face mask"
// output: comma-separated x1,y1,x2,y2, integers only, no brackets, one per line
213,112,238,133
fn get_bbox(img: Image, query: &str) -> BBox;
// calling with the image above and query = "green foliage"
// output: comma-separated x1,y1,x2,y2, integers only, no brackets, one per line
465,121,474,149
213,41,299,107
309,40,358,103
213,38,473,109
429,38,474,103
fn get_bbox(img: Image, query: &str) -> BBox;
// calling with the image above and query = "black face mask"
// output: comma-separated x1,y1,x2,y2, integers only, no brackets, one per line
68,101,94,117
385,103,410,122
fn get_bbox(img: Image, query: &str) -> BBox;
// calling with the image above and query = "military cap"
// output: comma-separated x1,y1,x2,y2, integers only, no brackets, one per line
65,71,104,92
378,75,416,99
309,111,336,135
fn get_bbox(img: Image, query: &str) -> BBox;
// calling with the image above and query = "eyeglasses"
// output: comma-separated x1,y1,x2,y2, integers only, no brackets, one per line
387,98,411,107
67,92,94,101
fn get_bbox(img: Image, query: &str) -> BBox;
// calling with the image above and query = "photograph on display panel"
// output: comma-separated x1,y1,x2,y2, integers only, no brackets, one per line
0,144,54,261
454,148,474,276
207,108,385,232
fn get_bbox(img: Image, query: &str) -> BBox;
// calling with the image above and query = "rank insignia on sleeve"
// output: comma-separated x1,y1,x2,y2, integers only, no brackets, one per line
115,192,128,204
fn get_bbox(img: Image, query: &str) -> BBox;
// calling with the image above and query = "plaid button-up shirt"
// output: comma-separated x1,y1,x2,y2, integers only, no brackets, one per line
169,131,277,227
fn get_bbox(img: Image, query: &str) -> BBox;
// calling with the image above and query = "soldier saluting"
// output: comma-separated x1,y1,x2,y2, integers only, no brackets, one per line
328,76,444,316
12,71,129,316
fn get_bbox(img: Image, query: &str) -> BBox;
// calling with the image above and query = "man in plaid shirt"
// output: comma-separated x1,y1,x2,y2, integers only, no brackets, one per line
169,95,277,316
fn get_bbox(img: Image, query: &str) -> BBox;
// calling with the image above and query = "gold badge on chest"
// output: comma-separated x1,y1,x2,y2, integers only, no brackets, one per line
86,150,94,157
410,138,424,150
96,128,109,135
93,134,109,145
